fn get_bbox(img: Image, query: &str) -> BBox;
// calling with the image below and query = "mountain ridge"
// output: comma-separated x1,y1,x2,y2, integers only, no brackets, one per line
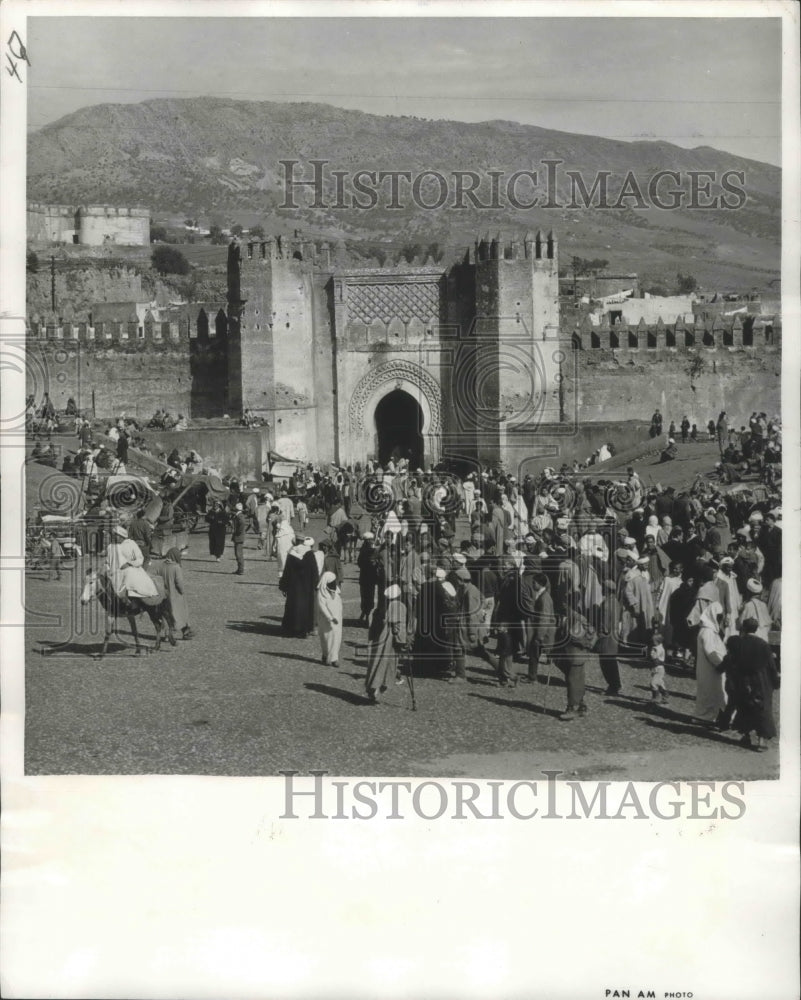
27,97,780,289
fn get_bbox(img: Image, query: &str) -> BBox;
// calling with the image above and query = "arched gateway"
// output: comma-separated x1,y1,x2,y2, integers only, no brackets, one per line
346,360,442,468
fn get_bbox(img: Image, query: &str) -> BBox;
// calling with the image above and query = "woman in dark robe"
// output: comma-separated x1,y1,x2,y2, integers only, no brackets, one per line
318,539,345,588
365,584,409,704
205,501,228,560
720,618,780,750
279,538,319,637
595,578,622,695
414,566,458,677
357,533,378,624
152,547,195,639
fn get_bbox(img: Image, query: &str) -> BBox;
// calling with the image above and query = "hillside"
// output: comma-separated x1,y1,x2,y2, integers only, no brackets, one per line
28,98,781,289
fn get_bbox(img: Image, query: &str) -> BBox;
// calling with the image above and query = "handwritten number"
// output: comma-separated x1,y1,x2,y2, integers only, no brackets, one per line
6,30,30,83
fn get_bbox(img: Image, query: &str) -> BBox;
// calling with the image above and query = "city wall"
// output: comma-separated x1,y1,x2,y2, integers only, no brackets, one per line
26,230,782,472
566,345,781,427
27,333,226,422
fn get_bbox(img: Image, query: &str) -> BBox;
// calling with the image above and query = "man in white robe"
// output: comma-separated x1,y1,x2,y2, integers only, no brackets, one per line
715,557,742,640
695,601,727,723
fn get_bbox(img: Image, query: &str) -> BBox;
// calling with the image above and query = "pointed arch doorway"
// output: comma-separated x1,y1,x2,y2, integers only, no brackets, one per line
374,388,424,468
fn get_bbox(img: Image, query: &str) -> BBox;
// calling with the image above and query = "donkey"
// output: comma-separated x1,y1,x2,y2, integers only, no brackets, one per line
80,569,175,657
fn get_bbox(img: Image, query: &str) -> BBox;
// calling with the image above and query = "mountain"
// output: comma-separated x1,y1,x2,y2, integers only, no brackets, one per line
27,98,780,289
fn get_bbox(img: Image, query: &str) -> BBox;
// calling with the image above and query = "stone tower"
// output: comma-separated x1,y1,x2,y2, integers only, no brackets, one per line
466,230,561,467
226,236,320,458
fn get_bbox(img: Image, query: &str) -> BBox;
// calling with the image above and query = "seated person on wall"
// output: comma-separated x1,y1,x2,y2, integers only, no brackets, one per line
715,460,742,485
94,445,114,470
36,442,57,468
659,438,678,463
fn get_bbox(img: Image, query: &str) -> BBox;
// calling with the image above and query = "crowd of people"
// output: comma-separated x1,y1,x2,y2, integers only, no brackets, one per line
146,408,188,431
202,431,782,747
29,398,783,752
650,409,781,488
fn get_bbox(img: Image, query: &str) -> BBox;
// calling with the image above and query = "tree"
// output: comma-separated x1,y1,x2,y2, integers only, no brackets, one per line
250,224,265,239
149,224,168,243
231,224,244,237
677,272,698,294
571,256,609,276
151,246,190,276
209,225,226,245
26,250,39,274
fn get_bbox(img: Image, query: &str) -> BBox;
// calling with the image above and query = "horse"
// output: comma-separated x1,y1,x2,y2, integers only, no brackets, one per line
80,569,175,657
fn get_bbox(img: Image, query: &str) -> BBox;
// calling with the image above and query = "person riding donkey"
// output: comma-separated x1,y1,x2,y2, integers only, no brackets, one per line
102,524,177,644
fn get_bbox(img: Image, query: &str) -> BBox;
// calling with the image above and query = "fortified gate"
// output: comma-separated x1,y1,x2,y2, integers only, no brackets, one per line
225,231,561,469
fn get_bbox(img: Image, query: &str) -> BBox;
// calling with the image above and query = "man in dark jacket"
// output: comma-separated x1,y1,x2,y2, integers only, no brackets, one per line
520,572,556,685
552,608,597,720
357,532,378,624
127,508,153,567
595,578,622,695
719,618,780,750
231,502,247,575
449,566,482,683
493,560,524,687
653,487,675,522
755,513,782,586
116,430,129,467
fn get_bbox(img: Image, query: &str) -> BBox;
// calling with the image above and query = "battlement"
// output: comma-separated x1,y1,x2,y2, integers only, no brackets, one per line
570,312,781,351
236,230,560,272
27,202,149,217
241,235,322,266
79,205,150,219
27,304,229,348
27,202,76,216
474,230,558,263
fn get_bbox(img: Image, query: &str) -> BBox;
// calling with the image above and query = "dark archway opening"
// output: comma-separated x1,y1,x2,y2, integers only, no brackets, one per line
375,389,424,468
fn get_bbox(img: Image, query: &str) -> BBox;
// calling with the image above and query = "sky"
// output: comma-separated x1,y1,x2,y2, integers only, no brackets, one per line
26,13,782,165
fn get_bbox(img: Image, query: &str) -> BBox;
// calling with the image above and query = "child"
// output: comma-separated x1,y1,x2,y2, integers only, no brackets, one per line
45,531,63,581
261,505,280,557
707,419,716,441
296,498,309,532
648,632,668,704
690,423,698,443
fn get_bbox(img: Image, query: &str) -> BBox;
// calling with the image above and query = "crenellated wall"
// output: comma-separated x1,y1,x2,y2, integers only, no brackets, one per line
26,319,227,420
24,229,780,469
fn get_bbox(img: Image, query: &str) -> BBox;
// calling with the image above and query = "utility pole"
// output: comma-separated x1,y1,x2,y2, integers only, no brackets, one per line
50,255,56,312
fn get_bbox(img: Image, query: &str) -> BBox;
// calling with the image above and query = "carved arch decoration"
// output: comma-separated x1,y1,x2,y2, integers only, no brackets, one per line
348,360,442,435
